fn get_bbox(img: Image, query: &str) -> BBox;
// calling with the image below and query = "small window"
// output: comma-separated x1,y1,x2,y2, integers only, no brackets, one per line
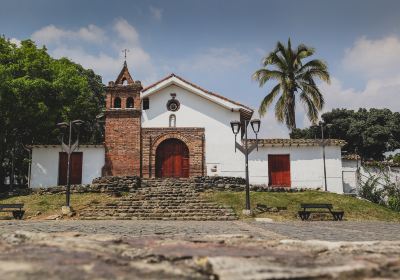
169,114,176,127
143,98,149,110
126,97,134,108
114,97,121,108
122,78,128,85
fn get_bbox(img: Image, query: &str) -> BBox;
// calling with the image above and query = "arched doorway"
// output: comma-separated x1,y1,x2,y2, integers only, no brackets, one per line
156,138,189,178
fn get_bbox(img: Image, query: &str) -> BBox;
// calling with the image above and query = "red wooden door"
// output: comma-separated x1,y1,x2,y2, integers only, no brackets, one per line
58,152,83,185
268,154,291,187
156,139,189,178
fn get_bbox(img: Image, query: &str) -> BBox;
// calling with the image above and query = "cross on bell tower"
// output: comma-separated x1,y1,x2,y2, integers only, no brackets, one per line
122,49,129,61
114,50,134,85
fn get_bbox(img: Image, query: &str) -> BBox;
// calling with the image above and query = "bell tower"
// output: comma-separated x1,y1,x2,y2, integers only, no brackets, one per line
103,61,142,176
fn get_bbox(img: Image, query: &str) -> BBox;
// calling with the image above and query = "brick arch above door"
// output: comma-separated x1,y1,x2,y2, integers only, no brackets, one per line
142,128,206,178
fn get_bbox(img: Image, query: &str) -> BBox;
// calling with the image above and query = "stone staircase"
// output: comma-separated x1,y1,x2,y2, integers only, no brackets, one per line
79,178,237,220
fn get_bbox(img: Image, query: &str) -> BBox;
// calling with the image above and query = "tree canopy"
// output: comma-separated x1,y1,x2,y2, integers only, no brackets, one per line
0,36,104,187
290,108,400,160
253,39,330,130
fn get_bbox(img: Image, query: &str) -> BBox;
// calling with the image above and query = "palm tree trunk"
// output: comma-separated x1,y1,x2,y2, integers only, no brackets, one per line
287,90,296,130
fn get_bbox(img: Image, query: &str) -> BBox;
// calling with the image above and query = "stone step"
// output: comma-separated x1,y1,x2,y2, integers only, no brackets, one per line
79,181,237,221
81,208,234,213
82,210,235,215
80,213,236,218
81,216,237,221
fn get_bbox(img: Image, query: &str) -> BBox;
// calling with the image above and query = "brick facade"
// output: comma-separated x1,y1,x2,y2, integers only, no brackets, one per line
142,128,206,178
103,63,206,178
103,63,143,176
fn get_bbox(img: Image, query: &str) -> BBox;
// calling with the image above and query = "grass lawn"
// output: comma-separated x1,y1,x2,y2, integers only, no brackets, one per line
0,193,117,219
202,191,400,222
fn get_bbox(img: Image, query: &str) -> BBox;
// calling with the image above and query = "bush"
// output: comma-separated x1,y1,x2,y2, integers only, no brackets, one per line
359,176,385,204
388,196,400,212
359,166,400,212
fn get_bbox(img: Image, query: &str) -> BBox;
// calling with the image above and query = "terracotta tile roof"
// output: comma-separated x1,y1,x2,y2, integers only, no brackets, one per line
27,144,104,149
364,160,400,167
141,73,254,112
247,138,346,147
342,154,361,160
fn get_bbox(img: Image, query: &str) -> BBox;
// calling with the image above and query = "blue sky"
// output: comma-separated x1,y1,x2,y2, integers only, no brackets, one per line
2,0,400,137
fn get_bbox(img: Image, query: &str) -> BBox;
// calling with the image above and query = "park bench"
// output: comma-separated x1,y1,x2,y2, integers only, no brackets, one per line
0,204,25,220
298,203,344,221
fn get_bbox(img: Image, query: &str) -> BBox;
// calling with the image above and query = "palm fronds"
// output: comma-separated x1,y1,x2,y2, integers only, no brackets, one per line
253,38,330,130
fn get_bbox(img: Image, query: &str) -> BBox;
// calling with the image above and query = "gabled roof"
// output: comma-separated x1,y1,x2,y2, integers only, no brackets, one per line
141,73,254,115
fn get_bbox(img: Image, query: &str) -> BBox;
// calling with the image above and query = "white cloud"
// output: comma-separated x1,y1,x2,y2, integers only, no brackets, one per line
113,18,140,46
319,35,400,112
320,75,400,112
179,48,249,73
31,19,157,84
51,47,121,78
77,24,106,43
32,24,106,45
9,37,21,47
253,111,290,138
149,6,163,21
342,35,400,79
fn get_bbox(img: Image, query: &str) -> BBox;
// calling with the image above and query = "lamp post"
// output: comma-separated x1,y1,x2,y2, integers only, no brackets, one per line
230,119,261,215
57,120,84,208
319,121,332,192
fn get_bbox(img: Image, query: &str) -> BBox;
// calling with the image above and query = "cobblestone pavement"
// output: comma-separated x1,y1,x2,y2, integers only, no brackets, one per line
0,220,271,237
249,221,400,241
0,220,399,241
0,220,399,279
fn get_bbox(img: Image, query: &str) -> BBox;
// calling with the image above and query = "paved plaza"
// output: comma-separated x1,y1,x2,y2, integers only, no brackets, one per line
0,220,399,241
0,220,399,279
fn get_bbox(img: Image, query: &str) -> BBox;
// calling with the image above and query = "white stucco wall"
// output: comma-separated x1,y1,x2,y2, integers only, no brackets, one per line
141,84,246,177
342,160,400,193
30,146,105,188
141,83,344,193
342,159,359,193
248,145,344,193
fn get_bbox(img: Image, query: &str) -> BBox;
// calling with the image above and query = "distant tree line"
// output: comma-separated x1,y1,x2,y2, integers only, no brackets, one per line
290,108,400,160
0,37,104,188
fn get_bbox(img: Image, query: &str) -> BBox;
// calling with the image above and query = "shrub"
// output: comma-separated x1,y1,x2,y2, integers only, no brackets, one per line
359,166,400,212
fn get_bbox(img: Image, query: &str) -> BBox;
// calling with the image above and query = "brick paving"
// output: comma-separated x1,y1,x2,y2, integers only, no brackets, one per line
250,221,400,241
0,220,398,241
0,220,399,279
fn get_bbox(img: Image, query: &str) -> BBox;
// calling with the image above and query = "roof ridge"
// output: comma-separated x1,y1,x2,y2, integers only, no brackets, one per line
141,73,253,112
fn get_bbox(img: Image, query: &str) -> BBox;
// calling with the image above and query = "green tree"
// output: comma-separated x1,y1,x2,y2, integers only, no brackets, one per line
0,37,104,188
253,39,330,130
290,108,400,160
387,153,400,163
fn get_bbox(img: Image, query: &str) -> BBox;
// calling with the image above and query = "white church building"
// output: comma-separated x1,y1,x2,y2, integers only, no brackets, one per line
29,63,346,193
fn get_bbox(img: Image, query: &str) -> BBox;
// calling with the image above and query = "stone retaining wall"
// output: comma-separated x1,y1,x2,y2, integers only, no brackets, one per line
3,176,312,196
92,176,141,190
33,176,141,195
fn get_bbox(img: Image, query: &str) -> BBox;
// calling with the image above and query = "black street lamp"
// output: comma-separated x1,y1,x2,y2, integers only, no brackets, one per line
230,118,261,215
319,121,332,192
57,120,84,208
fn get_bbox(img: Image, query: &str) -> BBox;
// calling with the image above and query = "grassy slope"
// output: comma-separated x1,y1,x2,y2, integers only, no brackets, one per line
0,193,116,219
1,191,399,222
202,191,400,222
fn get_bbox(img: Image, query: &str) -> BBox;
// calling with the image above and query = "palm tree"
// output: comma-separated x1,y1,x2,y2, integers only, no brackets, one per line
253,39,330,130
